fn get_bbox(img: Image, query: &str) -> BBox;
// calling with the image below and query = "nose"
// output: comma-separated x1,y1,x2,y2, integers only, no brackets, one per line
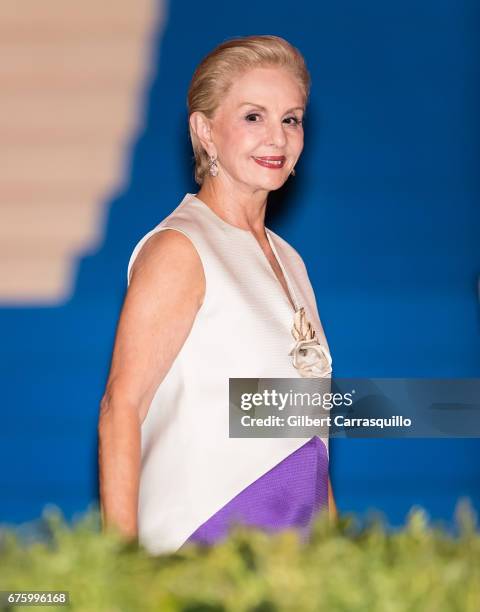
265,119,287,148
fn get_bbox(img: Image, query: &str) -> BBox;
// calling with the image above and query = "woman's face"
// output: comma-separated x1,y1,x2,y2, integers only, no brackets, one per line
209,66,305,193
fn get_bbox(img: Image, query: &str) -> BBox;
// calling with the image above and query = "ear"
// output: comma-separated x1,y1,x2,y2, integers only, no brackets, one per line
189,111,215,157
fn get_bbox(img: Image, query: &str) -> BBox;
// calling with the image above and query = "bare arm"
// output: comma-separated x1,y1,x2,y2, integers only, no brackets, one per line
97,229,205,540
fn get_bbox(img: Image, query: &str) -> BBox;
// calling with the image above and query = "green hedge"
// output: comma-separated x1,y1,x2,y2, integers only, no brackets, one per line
0,501,479,611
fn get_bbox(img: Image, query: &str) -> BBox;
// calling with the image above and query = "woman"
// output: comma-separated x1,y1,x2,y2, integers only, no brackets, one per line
98,35,336,556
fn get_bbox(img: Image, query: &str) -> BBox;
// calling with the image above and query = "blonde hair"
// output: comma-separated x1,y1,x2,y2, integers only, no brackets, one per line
187,35,311,185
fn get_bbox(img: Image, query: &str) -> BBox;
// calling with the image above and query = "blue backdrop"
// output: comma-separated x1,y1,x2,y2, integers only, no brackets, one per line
1,0,479,529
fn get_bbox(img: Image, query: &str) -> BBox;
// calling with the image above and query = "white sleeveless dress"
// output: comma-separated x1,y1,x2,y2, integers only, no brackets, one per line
126,192,333,555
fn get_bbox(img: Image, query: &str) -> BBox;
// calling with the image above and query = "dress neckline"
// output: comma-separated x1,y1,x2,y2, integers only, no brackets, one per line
187,192,301,314
186,192,332,378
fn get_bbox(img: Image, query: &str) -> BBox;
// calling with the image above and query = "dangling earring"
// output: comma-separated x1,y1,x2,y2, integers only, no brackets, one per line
290,166,296,176
208,155,219,177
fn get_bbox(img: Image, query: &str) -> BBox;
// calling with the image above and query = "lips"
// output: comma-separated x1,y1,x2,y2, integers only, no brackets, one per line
253,156,286,169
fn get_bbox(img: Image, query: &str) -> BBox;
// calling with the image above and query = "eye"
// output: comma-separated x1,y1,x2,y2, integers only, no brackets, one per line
245,113,261,122
284,116,303,126
244,113,304,125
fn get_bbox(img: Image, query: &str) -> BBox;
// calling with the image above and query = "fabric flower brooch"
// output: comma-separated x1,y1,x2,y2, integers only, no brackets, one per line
289,307,332,378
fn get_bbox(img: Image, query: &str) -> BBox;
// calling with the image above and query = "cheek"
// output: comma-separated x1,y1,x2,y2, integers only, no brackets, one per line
227,122,263,150
290,131,304,154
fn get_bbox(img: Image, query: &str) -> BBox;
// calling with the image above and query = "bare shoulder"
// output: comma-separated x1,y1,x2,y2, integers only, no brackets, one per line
129,228,206,308
103,228,206,419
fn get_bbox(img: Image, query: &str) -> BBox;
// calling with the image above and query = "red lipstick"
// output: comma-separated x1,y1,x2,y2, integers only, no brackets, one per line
253,156,286,169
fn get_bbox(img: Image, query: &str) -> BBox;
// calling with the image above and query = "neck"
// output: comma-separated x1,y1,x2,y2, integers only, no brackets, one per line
196,179,269,235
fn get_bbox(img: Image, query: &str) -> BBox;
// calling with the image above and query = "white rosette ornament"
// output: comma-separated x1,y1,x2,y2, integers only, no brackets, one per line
289,307,332,378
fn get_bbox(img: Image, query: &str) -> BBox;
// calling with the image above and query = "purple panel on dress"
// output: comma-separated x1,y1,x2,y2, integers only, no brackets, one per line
183,436,328,547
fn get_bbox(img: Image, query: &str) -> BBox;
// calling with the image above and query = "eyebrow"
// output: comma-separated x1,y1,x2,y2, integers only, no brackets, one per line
238,102,304,113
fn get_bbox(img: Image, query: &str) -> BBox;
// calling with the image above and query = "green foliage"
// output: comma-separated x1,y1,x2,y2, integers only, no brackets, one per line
0,500,479,611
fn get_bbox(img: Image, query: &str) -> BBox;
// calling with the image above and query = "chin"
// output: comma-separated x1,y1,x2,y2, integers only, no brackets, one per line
265,177,288,190
250,173,288,190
